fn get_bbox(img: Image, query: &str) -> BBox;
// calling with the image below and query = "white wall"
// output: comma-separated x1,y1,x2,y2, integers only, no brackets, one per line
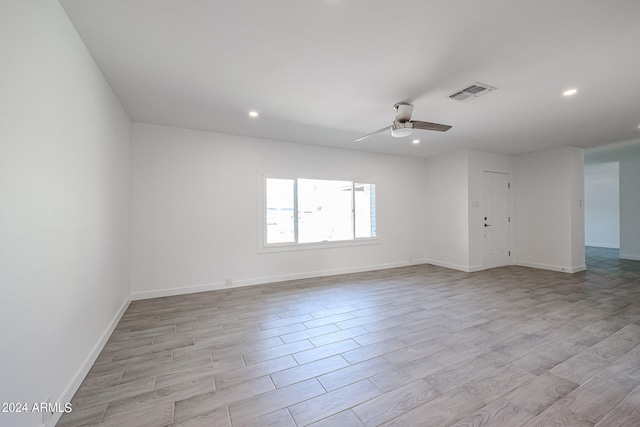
424,150,470,271
0,2,132,426
584,162,620,248
513,147,585,272
131,123,428,297
620,157,640,260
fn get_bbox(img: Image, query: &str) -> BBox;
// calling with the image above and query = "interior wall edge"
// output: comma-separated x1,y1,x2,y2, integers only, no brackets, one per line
46,296,131,427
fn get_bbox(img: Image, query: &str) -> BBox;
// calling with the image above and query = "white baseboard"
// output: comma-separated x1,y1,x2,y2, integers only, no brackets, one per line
585,243,620,249
515,260,586,273
131,260,427,300
47,296,131,427
569,264,587,273
620,253,640,261
424,258,475,273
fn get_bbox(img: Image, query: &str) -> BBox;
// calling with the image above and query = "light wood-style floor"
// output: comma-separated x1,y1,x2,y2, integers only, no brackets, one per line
58,247,640,426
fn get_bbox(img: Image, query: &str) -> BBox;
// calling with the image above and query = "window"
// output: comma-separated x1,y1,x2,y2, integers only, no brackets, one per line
265,178,295,244
265,177,376,246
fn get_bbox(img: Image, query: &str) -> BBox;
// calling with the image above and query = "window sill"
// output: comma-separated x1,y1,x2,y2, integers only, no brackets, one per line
258,237,380,254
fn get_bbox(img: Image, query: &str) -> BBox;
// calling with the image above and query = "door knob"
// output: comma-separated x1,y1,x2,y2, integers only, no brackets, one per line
484,224,491,227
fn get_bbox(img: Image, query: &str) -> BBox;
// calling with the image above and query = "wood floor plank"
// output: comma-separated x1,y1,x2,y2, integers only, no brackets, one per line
85,350,173,379
370,354,444,393
523,404,594,427
75,372,122,394
424,357,496,394
214,355,297,390
96,402,174,427
309,326,369,347
292,339,360,365
585,334,639,362
595,385,640,426
233,408,295,427
168,406,230,427
450,398,532,427
558,375,632,423
280,324,339,344
110,336,195,362
463,364,536,405
428,341,491,368
341,338,407,365
228,378,325,425
551,352,612,385
504,372,578,416
380,387,484,427
383,337,448,365
102,375,215,421
242,339,314,365
259,313,314,330
317,356,395,392
303,313,355,329
270,355,348,388
352,379,441,426
70,377,156,409
154,366,216,391
173,376,274,422
597,345,640,389
307,409,365,427
119,352,213,385
56,403,107,427
288,380,380,426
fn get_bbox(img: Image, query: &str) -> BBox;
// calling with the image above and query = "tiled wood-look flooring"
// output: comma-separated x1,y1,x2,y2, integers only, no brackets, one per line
58,247,640,426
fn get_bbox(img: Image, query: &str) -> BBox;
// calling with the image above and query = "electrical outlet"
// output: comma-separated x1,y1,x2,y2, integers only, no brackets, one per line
224,278,232,287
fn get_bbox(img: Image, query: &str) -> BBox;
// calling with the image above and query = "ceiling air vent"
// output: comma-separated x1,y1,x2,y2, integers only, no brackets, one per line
449,82,497,102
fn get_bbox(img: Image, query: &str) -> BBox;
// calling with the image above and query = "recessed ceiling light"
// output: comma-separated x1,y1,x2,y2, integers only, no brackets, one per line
563,89,578,96
412,139,420,144
248,111,259,117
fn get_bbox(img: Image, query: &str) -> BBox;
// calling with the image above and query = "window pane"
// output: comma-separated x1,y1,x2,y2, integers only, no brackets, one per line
298,179,353,243
355,183,376,238
266,178,295,243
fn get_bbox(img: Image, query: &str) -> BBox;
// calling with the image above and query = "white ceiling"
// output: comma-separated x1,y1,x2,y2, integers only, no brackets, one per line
60,0,640,158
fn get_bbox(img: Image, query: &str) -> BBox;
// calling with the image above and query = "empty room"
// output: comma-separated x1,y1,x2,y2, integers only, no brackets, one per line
3,1,640,426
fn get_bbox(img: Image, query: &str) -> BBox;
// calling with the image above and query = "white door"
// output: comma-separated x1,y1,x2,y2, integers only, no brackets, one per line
482,172,510,269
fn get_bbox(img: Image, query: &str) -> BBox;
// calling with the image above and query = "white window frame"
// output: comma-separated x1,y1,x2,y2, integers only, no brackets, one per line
259,175,379,253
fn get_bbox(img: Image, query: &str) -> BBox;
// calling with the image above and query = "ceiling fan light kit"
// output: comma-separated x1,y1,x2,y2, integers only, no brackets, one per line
391,121,413,138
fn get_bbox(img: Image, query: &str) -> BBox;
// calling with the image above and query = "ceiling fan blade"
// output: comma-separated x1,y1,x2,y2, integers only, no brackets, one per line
394,103,414,122
355,125,392,142
411,120,452,132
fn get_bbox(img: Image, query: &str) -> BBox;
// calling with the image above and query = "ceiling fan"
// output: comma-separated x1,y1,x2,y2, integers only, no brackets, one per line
355,102,451,142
